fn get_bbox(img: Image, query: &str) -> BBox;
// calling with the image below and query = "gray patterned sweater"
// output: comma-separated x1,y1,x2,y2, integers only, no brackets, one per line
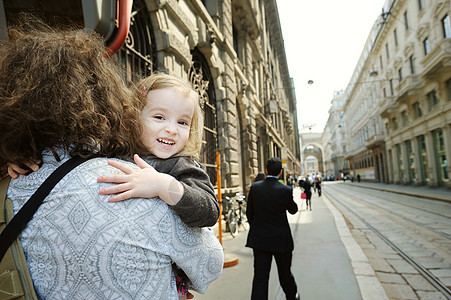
7,151,224,299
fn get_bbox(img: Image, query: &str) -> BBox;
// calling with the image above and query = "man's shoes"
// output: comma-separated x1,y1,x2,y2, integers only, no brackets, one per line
295,292,300,300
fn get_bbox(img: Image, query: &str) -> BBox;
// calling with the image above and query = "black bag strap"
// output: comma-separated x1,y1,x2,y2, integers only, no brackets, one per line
0,156,90,262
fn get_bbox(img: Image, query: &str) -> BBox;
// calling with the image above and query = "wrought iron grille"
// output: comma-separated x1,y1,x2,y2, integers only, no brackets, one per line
190,48,218,186
116,0,156,82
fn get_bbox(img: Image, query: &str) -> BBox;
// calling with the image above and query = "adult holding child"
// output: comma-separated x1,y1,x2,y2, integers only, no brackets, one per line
0,21,223,299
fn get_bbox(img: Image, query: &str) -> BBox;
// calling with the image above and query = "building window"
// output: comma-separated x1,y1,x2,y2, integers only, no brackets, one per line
191,49,218,185
394,28,398,46
433,129,449,183
392,117,398,130
413,101,423,118
117,0,156,82
383,87,387,98
423,37,431,55
385,43,390,59
233,24,239,59
409,55,415,74
401,110,409,126
398,68,403,82
446,78,451,102
404,10,409,30
418,0,424,10
427,90,439,110
443,15,451,38
379,55,383,70
390,79,394,96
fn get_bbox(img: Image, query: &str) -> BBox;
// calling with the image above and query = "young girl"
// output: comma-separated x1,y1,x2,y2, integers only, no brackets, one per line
6,73,220,299
97,73,218,299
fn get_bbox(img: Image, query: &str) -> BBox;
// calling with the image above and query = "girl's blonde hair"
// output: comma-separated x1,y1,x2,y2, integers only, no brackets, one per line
136,73,204,158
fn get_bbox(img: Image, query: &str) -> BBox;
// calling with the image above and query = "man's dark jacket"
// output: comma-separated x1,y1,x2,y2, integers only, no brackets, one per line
245,177,298,253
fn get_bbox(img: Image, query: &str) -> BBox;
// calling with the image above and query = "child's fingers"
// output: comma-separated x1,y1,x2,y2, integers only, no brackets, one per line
29,164,40,172
8,163,29,175
107,190,134,202
107,159,135,174
97,174,129,184
26,159,41,172
133,154,152,169
7,166,19,179
99,182,131,195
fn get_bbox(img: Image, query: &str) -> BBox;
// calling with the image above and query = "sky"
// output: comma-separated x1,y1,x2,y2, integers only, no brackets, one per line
276,0,387,133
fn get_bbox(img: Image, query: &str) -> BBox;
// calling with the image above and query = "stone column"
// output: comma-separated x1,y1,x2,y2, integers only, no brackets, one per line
443,124,451,188
386,146,394,183
425,131,438,187
393,145,401,184
411,137,422,185
400,142,409,184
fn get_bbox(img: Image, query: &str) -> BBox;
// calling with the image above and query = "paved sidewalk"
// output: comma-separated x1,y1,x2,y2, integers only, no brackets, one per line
195,186,384,299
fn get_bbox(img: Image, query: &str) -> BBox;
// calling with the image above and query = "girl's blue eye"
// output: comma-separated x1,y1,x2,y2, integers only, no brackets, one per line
153,115,164,120
178,121,189,126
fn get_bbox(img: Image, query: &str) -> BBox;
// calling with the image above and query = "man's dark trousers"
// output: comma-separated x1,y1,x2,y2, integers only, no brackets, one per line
251,249,297,300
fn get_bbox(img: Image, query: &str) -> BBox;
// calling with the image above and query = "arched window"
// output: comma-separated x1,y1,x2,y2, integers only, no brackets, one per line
190,49,218,185
116,0,156,82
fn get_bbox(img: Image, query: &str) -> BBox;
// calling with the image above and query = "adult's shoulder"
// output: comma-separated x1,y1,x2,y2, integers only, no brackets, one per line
250,179,266,189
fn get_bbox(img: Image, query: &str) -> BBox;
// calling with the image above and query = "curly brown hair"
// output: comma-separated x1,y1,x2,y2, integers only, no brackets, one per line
0,20,149,167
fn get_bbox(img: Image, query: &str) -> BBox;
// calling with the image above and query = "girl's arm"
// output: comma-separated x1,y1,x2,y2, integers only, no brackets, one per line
97,154,184,206
97,155,220,228
159,156,219,228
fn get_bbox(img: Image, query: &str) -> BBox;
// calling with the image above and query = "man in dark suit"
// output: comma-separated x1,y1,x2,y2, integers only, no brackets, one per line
246,157,300,300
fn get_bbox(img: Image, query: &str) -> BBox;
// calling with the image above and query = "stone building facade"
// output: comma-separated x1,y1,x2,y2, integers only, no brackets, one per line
326,0,450,187
1,0,301,194
322,90,349,179
300,131,323,177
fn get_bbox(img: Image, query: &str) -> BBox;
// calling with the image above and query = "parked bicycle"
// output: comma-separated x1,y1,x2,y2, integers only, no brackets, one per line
222,193,248,237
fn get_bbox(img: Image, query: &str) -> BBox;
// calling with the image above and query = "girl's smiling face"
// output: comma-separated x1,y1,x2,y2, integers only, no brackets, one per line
141,88,194,159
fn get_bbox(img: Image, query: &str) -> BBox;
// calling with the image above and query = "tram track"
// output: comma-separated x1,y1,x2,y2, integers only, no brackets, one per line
324,187,451,299
345,184,451,220
331,187,451,240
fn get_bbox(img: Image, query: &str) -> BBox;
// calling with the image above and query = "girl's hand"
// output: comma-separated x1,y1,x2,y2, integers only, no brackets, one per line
97,154,184,205
7,160,41,179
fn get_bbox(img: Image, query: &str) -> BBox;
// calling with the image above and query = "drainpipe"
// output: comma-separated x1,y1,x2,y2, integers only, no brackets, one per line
105,0,132,57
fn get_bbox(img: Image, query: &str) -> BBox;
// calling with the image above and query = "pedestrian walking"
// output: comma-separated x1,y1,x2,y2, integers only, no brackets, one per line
312,174,317,193
304,175,313,210
246,157,300,300
254,172,266,183
287,173,294,189
315,176,322,197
